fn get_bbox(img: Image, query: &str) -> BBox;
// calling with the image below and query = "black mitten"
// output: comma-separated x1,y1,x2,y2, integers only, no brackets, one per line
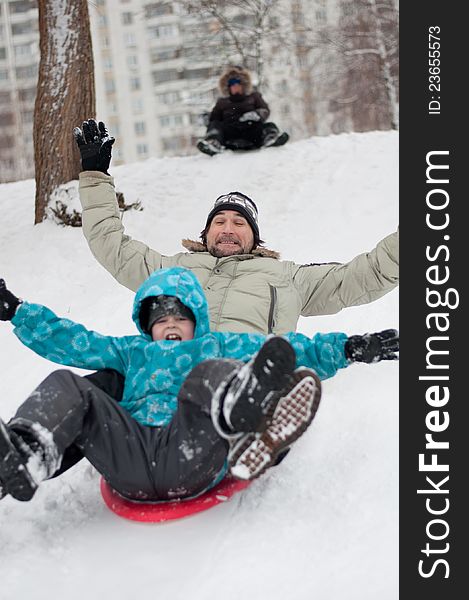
344,329,399,363
0,279,22,321
73,119,115,174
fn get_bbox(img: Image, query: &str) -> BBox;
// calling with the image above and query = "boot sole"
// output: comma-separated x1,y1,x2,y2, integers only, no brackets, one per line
225,337,296,433
197,141,222,156
0,419,37,501
264,132,289,148
229,368,321,481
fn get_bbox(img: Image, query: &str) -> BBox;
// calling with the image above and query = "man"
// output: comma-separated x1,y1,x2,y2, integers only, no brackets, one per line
73,119,399,336
196,65,289,156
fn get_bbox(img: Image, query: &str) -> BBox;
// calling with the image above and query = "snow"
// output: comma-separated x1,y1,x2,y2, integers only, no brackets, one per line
0,131,398,599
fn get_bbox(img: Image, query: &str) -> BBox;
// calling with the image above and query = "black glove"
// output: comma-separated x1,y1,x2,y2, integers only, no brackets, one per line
344,329,399,363
0,279,22,321
73,119,115,174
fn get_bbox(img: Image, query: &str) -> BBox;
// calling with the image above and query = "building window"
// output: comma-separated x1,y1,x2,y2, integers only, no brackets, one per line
156,91,181,104
0,47,7,60
316,9,327,23
124,33,137,47
130,77,141,91
162,136,188,152
101,36,110,49
98,15,108,27
21,109,34,123
121,12,133,25
145,3,173,18
152,69,179,84
278,79,288,93
132,98,144,114
134,121,146,135
150,47,180,62
18,87,36,102
14,43,33,58
105,78,115,93
12,21,35,36
159,114,184,128
148,24,177,39
136,143,148,156
183,67,211,80
126,55,138,69
0,112,15,127
0,69,8,81
103,57,113,71
15,64,37,79
8,1,36,15
0,91,12,104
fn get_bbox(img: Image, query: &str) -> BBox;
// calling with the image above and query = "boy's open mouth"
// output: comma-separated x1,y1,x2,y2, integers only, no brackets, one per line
165,333,182,341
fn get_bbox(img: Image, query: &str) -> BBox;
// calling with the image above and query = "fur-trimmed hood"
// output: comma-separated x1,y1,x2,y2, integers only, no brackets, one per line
219,65,253,96
181,239,280,259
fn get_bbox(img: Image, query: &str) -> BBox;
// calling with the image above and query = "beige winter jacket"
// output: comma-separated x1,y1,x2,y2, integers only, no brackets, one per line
79,172,399,334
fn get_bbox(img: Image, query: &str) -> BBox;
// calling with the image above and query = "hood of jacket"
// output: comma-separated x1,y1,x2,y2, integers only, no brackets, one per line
132,267,210,339
219,65,253,96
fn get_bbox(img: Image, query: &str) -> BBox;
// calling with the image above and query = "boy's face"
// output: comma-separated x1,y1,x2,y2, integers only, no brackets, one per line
151,315,195,342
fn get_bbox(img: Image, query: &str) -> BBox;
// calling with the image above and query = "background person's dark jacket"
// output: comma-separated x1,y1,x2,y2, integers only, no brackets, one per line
209,65,270,125
208,91,270,125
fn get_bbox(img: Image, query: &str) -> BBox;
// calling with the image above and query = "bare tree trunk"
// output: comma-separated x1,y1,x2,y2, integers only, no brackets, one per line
34,0,95,224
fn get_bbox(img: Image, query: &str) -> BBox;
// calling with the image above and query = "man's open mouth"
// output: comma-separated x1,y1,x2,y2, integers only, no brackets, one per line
165,333,182,341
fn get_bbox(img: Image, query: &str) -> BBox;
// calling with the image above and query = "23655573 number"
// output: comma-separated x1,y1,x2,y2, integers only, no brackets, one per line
428,26,441,114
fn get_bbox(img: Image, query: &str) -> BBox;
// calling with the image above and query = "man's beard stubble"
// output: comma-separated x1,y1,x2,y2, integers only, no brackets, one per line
207,235,252,258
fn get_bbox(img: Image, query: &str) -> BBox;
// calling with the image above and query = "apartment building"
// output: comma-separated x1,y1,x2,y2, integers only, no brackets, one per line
0,0,38,182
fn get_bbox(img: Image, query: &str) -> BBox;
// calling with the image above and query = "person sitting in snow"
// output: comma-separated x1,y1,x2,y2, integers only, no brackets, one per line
196,65,289,156
0,269,398,503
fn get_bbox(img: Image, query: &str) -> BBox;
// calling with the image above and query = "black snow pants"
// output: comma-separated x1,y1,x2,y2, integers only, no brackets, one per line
207,119,280,149
8,360,240,501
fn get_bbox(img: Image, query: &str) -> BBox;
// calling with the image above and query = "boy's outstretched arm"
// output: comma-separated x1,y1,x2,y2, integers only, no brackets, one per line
287,328,398,380
1,279,128,373
216,328,398,382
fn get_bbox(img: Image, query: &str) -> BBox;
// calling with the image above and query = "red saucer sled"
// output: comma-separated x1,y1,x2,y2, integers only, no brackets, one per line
100,477,250,523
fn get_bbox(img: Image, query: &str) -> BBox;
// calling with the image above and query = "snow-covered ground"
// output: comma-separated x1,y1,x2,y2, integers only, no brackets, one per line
0,131,398,600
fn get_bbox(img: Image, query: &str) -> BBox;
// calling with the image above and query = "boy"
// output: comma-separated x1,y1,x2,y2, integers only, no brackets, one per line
0,268,398,503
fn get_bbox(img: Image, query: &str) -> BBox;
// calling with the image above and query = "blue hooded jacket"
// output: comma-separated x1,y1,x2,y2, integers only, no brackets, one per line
12,267,349,427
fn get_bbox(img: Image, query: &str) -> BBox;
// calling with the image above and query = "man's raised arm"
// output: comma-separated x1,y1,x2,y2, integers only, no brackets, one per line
75,119,165,292
294,229,399,316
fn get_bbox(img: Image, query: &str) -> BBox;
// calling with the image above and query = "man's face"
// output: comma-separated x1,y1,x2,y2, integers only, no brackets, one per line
229,82,243,95
151,315,195,341
206,210,255,257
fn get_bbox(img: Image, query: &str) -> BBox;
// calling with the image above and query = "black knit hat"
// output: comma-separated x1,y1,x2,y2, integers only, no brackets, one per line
140,295,195,333
202,192,261,245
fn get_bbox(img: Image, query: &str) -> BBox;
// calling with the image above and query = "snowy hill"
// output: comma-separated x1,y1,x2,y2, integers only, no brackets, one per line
0,131,398,600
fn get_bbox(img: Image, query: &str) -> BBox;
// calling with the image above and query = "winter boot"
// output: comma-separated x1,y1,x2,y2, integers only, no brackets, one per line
229,367,322,481
197,138,224,156
263,131,289,148
218,336,297,436
0,418,59,501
